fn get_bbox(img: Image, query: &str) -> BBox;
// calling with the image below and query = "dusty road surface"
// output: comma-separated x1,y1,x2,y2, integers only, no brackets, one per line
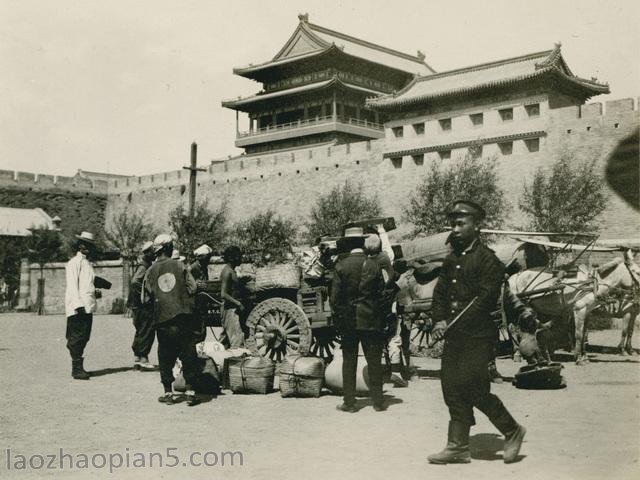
1,313,639,480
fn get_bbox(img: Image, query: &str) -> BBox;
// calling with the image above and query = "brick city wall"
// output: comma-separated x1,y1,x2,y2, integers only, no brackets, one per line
105,97,640,241
28,260,125,315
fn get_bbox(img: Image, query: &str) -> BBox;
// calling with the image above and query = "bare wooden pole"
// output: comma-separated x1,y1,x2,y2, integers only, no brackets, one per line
182,142,206,218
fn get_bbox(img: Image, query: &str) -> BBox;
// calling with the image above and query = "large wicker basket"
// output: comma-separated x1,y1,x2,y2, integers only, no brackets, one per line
253,264,301,291
228,356,275,394
279,355,325,398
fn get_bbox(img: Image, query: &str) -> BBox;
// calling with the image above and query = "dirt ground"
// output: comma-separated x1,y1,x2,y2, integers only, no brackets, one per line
1,313,639,480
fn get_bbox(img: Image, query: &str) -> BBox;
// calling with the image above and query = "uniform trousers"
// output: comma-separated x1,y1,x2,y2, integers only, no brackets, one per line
131,307,155,358
341,331,384,406
66,312,93,360
441,334,517,433
156,314,202,392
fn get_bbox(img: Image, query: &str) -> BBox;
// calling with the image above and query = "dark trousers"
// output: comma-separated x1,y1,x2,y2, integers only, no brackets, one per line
66,313,93,360
342,331,384,406
156,314,202,392
441,335,517,433
131,307,155,358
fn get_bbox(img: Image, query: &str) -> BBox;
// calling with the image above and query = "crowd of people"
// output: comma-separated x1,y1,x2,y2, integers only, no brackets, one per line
63,198,527,464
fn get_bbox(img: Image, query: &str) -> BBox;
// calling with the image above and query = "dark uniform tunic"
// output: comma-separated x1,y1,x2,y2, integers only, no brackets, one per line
432,239,518,432
130,257,155,358
144,258,201,391
330,250,386,407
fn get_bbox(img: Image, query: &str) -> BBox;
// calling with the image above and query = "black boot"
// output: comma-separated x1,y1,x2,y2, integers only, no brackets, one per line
71,358,90,380
427,421,471,464
503,424,526,463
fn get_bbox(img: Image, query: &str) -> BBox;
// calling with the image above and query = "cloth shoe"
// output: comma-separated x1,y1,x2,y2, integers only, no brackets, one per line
158,393,176,405
427,421,471,464
71,358,90,380
186,391,201,407
137,357,155,371
336,403,358,413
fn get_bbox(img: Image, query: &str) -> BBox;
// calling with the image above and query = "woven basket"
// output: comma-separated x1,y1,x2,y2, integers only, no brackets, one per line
253,264,301,291
279,355,325,398
228,356,275,394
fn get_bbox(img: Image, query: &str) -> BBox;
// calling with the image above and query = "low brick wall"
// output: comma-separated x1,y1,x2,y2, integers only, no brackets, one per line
29,260,125,315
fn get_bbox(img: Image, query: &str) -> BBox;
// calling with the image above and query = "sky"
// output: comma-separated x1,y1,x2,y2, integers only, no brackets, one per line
1,0,638,177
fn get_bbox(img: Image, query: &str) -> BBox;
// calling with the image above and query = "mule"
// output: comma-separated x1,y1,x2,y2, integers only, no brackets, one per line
508,251,639,365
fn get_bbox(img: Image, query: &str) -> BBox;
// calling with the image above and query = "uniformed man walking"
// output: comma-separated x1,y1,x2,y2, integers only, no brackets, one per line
428,200,526,464
129,241,156,371
143,234,203,406
64,231,99,380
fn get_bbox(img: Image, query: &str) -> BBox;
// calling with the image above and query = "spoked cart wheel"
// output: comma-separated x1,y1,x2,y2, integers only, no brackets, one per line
409,314,432,352
245,298,311,362
310,327,341,362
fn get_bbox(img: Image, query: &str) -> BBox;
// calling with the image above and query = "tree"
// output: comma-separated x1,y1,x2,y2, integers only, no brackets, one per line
26,227,64,314
519,154,608,233
307,180,382,241
105,209,159,306
105,209,159,262
230,210,297,265
168,200,228,259
0,237,28,309
404,152,508,237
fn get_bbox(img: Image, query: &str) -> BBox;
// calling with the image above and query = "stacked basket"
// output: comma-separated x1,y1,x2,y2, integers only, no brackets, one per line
279,355,325,398
227,356,275,394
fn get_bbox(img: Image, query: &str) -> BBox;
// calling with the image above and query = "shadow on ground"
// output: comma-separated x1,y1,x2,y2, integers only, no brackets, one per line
470,433,525,463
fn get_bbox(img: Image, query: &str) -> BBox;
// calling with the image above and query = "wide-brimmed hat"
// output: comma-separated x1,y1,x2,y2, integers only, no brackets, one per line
194,244,212,257
171,249,186,262
75,231,96,244
153,233,173,253
140,241,154,254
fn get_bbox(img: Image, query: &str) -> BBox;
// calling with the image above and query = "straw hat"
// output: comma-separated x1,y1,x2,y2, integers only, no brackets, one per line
75,231,96,244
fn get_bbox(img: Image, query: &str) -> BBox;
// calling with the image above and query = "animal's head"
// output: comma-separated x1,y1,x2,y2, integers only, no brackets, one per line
624,249,640,285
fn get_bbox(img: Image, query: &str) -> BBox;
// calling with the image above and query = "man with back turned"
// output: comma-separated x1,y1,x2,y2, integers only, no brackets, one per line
428,200,526,464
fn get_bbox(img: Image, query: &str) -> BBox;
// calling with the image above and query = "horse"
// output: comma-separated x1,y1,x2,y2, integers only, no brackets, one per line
508,250,640,365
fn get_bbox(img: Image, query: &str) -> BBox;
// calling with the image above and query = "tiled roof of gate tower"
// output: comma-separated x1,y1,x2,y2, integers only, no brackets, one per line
233,14,434,78
367,44,609,109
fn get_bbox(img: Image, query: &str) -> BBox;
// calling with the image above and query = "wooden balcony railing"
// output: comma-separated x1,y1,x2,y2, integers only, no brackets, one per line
237,115,383,138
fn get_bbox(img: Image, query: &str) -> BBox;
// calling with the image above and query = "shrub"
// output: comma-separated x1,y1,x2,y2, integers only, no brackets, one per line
519,154,608,233
230,210,297,265
168,200,229,259
404,152,508,237
307,180,382,242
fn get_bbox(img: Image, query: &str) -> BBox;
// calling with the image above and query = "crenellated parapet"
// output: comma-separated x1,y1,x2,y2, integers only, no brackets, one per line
0,170,109,193
107,139,384,194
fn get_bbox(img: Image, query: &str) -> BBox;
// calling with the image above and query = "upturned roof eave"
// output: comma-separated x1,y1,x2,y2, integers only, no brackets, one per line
232,47,334,79
222,76,381,111
367,67,609,111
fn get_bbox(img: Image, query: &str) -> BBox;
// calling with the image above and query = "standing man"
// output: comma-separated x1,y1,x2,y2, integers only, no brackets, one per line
190,244,213,343
143,234,202,406
428,200,526,464
65,231,98,380
219,245,246,348
330,228,387,412
189,244,212,284
129,241,156,371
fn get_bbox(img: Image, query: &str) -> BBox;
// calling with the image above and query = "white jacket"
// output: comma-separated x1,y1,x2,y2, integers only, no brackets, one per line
65,252,96,318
